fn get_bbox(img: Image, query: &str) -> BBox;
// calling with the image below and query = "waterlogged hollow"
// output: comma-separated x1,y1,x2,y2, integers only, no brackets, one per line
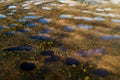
78,24,93,29
0,14,6,18
39,18,51,24
60,14,73,19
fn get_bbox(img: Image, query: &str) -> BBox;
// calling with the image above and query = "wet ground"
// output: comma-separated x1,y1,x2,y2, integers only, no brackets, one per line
0,0,120,80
